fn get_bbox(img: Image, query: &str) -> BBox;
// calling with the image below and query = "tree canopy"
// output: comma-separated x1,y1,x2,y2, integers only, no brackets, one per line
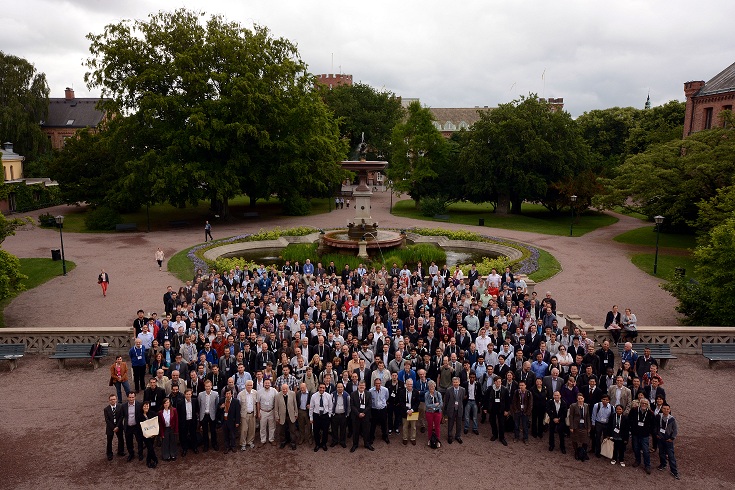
0,52,50,164
82,9,345,215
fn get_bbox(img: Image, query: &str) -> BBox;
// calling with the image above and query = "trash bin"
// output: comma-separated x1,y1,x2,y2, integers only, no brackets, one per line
479,218,485,226
674,267,686,277
51,249,61,261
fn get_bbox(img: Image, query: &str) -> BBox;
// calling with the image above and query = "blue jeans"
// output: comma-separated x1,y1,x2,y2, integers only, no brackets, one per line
658,438,678,475
464,400,478,430
632,435,650,468
514,412,529,440
114,380,131,402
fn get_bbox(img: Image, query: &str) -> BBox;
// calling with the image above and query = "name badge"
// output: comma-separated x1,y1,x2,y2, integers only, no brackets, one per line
390,392,395,398
579,419,584,425
455,401,459,406
360,404,365,409
495,398,500,403
638,421,645,427
520,404,524,409
151,401,156,406
137,356,143,360
603,360,608,364
113,418,117,424
659,428,666,434
613,428,620,434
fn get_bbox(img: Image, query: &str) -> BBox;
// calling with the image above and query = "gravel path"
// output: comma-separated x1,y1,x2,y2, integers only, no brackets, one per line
3,192,679,327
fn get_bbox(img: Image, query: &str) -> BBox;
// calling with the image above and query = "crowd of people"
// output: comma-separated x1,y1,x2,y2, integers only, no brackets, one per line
105,259,679,480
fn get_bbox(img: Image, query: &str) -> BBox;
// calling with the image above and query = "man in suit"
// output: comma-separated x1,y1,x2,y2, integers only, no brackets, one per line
122,392,144,462
330,382,351,448
178,388,199,456
398,378,420,445
220,388,241,453
309,382,333,451
546,390,568,453
104,394,125,460
443,377,466,444
350,380,374,452
295,383,313,446
198,379,219,452
485,375,510,446
143,378,166,416
607,376,633,415
275,382,298,450
643,377,666,406
542,368,564,401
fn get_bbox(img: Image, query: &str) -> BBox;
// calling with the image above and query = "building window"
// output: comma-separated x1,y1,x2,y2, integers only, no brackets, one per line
704,107,713,129
9,165,13,180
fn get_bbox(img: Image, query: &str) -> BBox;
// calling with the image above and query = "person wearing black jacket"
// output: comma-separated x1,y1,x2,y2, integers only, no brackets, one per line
629,399,654,473
596,341,615,375
484,375,510,446
531,378,548,438
546,390,568,453
143,378,166,416
398,379,420,445
104,394,125,460
609,404,630,465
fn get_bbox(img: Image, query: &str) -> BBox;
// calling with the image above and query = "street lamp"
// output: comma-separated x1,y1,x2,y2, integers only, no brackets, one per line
653,215,664,275
55,215,67,276
388,180,394,213
569,195,578,236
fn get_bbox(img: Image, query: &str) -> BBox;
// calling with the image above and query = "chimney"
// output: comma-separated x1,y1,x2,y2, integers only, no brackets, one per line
65,87,75,101
2,142,13,152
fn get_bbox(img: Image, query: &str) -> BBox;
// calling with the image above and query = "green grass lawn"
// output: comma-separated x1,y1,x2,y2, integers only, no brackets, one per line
42,195,331,233
529,248,562,283
0,258,77,327
614,226,697,249
168,246,197,283
631,253,698,281
611,206,648,220
393,200,617,236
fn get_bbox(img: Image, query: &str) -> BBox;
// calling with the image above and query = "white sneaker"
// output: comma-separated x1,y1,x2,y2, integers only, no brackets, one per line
611,460,617,465
241,446,247,451
620,462,626,467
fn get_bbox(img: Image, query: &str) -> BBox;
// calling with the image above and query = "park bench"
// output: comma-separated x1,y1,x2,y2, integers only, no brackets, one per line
243,211,260,218
0,343,26,372
702,343,735,368
115,223,137,232
49,343,109,369
168,220,190,228
617,342,677,368
434,214,451,221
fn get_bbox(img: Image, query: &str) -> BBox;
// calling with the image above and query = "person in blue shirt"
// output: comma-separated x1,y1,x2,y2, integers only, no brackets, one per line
129,338,147,392
369,378,390,445
397,361,416,384
531,352,549,378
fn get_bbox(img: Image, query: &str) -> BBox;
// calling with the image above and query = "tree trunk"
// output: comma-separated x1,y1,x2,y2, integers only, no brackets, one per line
510,197,523,214
496,192,510,215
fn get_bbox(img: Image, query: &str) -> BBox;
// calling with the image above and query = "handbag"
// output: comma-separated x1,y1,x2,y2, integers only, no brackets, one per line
543,413,550,425
109,377,115,387
600,437,615,459
141,417,160,438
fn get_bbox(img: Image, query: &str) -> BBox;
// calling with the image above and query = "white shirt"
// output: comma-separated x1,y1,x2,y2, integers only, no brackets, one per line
309,392,333,419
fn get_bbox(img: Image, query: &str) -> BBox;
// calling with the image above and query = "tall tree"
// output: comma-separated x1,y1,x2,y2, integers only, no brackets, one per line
576,106,638,172
320,83,404,161
0,52,50,164
84,9,345,216
459,95,590,214
387,101,448,204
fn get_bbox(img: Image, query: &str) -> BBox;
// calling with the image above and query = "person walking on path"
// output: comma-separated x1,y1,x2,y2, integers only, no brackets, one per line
98,269,110,297
155,248,165,271
204,221,213,242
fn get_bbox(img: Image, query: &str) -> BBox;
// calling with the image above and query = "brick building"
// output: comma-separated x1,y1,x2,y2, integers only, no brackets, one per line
41,88,107,149
683,61,735,138
316,73,353,89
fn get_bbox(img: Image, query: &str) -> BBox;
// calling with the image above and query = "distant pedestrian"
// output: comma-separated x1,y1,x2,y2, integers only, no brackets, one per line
335,197,340,210
340,198,344,209
98,269,110,297
204,221,213,242
346,199,350,208
155,248,165,271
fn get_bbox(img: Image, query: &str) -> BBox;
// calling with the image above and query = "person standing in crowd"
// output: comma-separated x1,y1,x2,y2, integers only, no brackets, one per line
220,388,241,453
155,248,165,271
109,355,131,403
275,382,298,450
98,269,110,297
485,375,509,446
141,401,158,468
158,398,178,461
259,378,278,446
399,378,420,445
104,394,124,461
424,380,443,448
656,403,680,480
630,399,654,474
610,404,630,466
310,382,333,451
198,380,219,452
369,378,390,445
238,380,259,451
123,392,144,462
444,377,465,444
569,393,591,461
511,379,533,444
591,393,613,457
546,390,567,453
204,221,213,242
350,380,373,452
178,389,199,456
330,382,350,448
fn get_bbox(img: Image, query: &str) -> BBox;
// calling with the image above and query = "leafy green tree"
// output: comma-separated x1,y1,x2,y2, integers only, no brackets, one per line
84,9,345,216
601,128,735,230
625,100,685,155
387,101,448,205
576,106,638,172
0,52,50,165
320,83,404,161
695,181,735,233
459,95,590,214
663,216,735,325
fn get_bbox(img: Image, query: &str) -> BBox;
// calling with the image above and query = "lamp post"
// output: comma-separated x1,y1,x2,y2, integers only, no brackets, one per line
653,215,664,275
388,180,394,213
569,195,577,236
55,215,67,276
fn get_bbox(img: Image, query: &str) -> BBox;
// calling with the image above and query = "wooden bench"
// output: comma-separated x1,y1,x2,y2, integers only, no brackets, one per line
115,223,137,232
617,342,677,368
433,214,450,221
702,343,735,368
168,220,190,228
243,212,260,218
49,343,109,369
0,343,26,372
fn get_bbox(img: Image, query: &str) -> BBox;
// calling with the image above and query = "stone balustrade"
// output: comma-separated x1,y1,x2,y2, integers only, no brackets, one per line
0,327,133,355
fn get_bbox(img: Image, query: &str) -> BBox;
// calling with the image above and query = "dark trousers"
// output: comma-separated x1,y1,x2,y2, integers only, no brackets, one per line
132,365,146,391
124,425,144,457
658,438,678,475
205,229,213,241
531,408,545,437
106,429,125,457
279,419,297,445
548,421,565,450
632,435,651,467
352,414,370,447
144,437,157,465
369,408,388,442
489,409,505,439
388,404,402,431
313,413,330,447
612,439,626,461
447,408,462,439
331,413,348,445
223,421,238,449
592,424,606,455
180,418,198,450
201,414,217,449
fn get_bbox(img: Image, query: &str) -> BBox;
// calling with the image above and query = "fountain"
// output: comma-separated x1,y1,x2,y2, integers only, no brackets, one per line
321,134,404,259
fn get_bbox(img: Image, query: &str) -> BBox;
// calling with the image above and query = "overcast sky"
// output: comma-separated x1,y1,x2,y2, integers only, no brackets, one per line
2,0,734,117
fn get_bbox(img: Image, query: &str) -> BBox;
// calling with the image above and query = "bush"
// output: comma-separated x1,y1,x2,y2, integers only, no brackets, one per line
38,212,56,228
213,257,258,273
0,250,26,300
419,196,448,217
282,195,311,216
459,256,510,276
281,243,319,263
84,206,121,231
412,227,481,241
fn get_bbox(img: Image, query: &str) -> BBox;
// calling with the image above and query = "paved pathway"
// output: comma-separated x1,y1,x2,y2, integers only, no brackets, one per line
3,191,679,328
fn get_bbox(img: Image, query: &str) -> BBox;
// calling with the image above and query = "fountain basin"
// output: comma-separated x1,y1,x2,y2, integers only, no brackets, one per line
322,230,404,250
